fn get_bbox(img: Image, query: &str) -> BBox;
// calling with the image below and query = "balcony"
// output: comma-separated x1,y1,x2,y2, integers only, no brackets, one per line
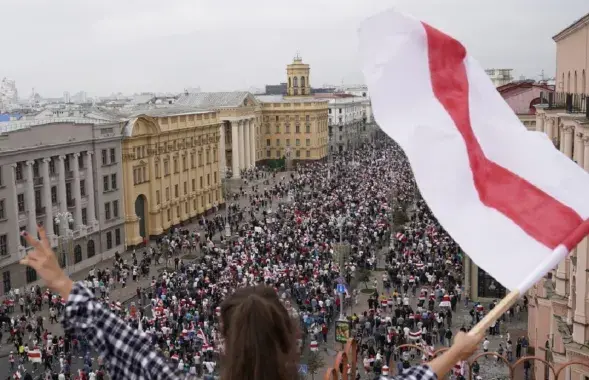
35,206,45,216
33,177,43,187
542,91,589,118
67,199,75,208
65,171,74,180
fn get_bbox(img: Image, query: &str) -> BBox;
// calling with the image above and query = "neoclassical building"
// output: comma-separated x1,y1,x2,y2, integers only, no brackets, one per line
175,92,261,178
528,11,589,380
121,108,222,246
256,55,329,162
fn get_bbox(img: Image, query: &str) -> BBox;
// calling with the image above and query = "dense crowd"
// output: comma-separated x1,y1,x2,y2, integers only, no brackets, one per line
0,142,528,380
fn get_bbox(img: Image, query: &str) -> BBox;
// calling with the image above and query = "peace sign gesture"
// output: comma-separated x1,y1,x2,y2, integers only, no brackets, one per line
20,226,73,299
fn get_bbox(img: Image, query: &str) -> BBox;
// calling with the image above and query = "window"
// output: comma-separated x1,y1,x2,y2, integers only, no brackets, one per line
296,150,301,158
306,125,311,133
49,159,55,175
206,151,210,164
82,208,87,226
155,162,160,178
110,148,116,163
106,232,113,250
78,154,84,169
339,108,342,114
164,160,169,176
174,184,179,198
156,190,160,204
191,154,195,168
113,200,119,218
306,150,311,158
306,139,310,147
26,266,37,283
266,150,271,158
286,139,290,147
33,161,39,178
198,152,203,166
184,182,187,194
185,202,188,214
266,139,271,147
296,139,300,147
2,271,10,293
207,174,210,186
276,139,280,146
182,156,187,171
167,209,171,221
193,199,197,210
105,203,111,220
296,125,300,134
87,240,95,258
286,125,290,133
103,176,109,192
214,172,217,184
80,180,86,197
15,163,23,181
17,194,24,213
73,245,83,264
102,150,108,165
0,200,4,220
166,187,170,201
0,235,7,256
176,206,180,218
173,158,178,173
34,189,42,211
111,174,117,190
200,176,203,188
276,125,280,133
115,229,121,246
192,179,195,192
64,156,70,172
51,186,57,204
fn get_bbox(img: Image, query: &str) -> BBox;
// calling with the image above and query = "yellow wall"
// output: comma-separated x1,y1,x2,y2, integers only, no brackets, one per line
260,100,329,161
122,112,222,246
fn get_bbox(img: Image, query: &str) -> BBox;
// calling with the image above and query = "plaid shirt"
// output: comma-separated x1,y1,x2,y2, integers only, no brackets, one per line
63,282,437,380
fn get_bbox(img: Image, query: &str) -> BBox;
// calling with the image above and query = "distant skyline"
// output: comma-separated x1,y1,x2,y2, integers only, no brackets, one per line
2,0,588,98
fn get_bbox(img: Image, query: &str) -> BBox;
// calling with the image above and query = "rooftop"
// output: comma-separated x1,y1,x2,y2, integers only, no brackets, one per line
0,117,113,134
175,91,252,109
255,95,327,104
131,106,211,118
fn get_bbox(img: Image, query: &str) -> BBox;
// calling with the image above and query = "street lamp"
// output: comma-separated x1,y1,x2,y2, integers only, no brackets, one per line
220,167,231,238
54,211,74,272
334,214,351,320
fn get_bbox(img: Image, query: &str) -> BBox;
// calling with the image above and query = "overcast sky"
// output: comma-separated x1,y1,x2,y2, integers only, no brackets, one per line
2,0,588,98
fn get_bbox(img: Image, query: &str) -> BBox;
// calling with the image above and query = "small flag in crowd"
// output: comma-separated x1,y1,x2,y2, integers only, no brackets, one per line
28,349,42,363
359,9,589,292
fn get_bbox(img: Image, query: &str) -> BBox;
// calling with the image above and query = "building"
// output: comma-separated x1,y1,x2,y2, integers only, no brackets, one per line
497,80,554,130
485,68,514,87
256,55,329,163
0,118,125,292
264,83,287,96
529,12,589,379
175,92,260,178
121,107,223,246
322,95,368,153
0,78,18,112
63,91,71,104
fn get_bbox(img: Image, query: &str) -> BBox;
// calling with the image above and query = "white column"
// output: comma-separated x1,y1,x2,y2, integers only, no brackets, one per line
25,160,37,237
9,164,22,251
249,118,256,167
219,123,227,172
565,127,574,158
244,120,251,170
231,121,240,178
72,153,83,228
545,118,553,141
576,133,584,167
583,138,589,172
238,121,246,170
535,114,544,132
42,158,54,237
85,152,96,224
58,155,67,213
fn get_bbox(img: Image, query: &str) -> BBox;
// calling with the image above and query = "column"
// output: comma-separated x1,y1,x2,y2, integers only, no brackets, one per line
25,160,37,237
85,152,96,224
249,118,256,167
58,155,67,213
238,121,246,170
231,121,240,178
575,133,584,167
42,158,54,236
564,127,574,158
535,114,544,132
545,118,553,141
72,153,83,228
583,137,589,172
219,123,227,172
244,120,251,170
9,164,22,250
574,237,588,339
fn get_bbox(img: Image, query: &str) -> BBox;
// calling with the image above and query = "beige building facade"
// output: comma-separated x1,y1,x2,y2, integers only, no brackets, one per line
121,108,222,246
528,12,589,380
256,56,329,162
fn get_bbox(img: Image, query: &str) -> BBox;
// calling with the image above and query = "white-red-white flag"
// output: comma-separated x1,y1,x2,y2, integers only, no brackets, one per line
28,349,42,363
359,10,589,292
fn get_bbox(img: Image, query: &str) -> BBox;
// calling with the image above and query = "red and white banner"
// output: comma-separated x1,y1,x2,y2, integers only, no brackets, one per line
359,10,589,292
408,331,422,341
28,349,42,363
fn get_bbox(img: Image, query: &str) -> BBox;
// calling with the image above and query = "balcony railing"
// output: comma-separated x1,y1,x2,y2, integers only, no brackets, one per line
323,340,589,380
35,206,45,216
65,171,74,179
33,177,43,186
542,91,589,118
67,199,75,208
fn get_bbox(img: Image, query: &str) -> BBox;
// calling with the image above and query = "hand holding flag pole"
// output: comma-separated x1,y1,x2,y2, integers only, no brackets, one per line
359,9,589,338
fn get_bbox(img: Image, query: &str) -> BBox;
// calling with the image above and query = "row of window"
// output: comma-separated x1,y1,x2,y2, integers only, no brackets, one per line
104,200,120,220
14,153,87,182
100,148,117,166
264,115,311,122
164,191,220,222
265,124,312,134
13,181,87,215
266,138,311,147
266,150,312,158
132,135,218,160
155,174,217,204
103,174,118,192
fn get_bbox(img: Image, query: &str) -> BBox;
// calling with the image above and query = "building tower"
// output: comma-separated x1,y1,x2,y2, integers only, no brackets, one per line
286,53,311,97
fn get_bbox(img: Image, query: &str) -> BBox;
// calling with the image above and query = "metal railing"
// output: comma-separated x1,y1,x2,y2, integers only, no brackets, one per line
542,91,589,117
323,340,589,380
33,177,43,186
35,207,45,216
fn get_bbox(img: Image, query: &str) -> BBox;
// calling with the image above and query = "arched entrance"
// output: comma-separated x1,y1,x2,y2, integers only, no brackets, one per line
134,194,148,239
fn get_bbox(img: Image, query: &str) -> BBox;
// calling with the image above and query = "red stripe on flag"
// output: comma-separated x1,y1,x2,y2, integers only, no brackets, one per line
422,22,583,250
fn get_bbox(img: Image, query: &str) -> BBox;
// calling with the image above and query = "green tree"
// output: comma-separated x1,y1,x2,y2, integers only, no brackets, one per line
306,351,326,380
356,268,371,289
392,208,409,229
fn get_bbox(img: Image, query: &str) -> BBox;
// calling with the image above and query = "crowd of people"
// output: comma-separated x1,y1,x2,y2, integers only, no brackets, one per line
0,142,527,380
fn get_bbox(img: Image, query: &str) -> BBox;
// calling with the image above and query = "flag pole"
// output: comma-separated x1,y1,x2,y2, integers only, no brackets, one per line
469,218,589,337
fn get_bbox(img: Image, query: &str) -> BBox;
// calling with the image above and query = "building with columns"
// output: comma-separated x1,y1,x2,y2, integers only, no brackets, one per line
256,55,329,162
175,92,261,178
0,119,125,292
121,107,222,246
528,11,589,380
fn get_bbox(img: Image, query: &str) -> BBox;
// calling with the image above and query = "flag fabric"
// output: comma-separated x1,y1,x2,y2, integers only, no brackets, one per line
28,349,42,363
359,9,589,291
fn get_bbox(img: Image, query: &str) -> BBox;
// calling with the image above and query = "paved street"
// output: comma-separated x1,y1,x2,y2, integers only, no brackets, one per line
0,170,294,378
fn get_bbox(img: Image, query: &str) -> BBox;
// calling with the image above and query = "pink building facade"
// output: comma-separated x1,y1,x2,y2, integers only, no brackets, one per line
499,82,553,130
531,12,589,380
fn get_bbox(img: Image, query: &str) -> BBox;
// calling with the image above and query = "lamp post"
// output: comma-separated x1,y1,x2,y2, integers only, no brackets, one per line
54,211,74,274
220,167,231,238
335,215,351,320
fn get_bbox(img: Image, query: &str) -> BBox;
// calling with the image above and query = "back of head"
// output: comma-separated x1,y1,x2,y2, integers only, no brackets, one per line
220,286,299,380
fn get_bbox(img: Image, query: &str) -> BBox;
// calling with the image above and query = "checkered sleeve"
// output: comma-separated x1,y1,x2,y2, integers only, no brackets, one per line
392,365,437,380
61,282,190,380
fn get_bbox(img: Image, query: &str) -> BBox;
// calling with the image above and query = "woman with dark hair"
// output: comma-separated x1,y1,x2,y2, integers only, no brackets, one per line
20,227,482,380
